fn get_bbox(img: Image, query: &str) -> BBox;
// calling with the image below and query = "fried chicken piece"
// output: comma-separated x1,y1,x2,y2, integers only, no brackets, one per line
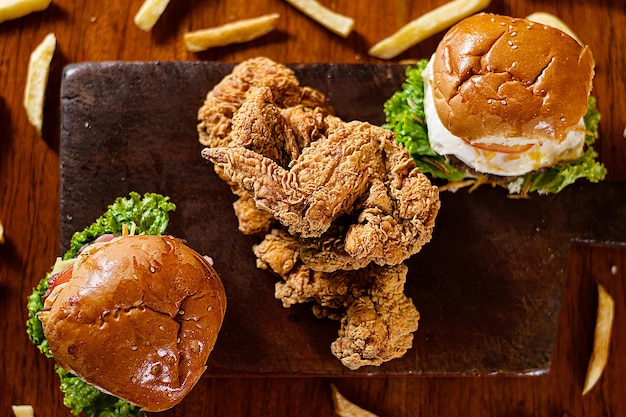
331,264,419,370
227,86,301,168
203,119,388,239
281,104,333,149
253,229,418,369
197,57,332,148
203,113,440,270
228,89,339,236
297,137,440,272
254,228,373,310
233,193,275,235
198,58,435,369
198,58,334,236
253,228,301,277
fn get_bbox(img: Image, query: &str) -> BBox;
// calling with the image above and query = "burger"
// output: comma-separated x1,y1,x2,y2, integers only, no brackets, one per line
27,192,227,416
384,13,606,196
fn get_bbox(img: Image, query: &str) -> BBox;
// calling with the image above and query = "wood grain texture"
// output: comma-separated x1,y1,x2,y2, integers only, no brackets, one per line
1,0,625,416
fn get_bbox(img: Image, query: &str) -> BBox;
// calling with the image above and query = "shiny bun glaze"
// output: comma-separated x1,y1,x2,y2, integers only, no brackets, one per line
41,235,226,412
431,13,594,145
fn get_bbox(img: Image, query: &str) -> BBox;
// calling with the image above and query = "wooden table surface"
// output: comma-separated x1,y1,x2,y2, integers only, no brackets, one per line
1,1,625,416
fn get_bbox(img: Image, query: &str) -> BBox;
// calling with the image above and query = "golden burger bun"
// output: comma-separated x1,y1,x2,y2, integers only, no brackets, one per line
431,13,594,146
40,235,226,412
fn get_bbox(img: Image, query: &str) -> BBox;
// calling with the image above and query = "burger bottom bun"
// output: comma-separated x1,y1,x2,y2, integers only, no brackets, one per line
42,235,227,412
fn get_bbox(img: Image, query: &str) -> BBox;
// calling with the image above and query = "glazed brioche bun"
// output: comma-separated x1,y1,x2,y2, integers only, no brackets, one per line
40,235,226,412
431,12,595,146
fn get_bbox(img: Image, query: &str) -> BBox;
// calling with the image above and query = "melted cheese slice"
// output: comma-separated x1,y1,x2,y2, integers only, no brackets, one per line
422,58,586,177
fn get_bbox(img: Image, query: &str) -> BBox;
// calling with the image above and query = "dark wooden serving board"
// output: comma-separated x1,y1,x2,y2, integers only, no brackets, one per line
59,61,626,376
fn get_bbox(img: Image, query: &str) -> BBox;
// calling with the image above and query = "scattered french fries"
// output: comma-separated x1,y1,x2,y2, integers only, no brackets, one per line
133,0,171,31
284,0,354,38
23,32,56,135
582,283,615,395
184,13,280,53
368,0,491,60
0,0,50,24
331,384,379,417
12,405,34,417
526,12,582,45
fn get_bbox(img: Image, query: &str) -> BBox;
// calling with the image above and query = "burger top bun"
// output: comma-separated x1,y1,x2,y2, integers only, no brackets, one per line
41,235,226,412
431,13,595,145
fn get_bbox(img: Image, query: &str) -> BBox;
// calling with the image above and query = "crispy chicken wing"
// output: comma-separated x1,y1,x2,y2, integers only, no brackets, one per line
296,136,440,272
202,119,386,239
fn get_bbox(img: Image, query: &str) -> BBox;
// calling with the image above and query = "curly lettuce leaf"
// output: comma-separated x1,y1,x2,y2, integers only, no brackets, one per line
383,62,607,195
27,192,175,417
65,191,176,259
26,274,52,358
56,367,145,417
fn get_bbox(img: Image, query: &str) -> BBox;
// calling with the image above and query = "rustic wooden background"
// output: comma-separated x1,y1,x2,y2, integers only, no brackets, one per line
1,0,625,416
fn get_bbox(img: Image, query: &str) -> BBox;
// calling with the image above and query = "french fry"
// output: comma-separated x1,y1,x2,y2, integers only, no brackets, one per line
330,384,379,417
284,0,354,38
23,32,56,135
184,13,280,53
11,405,34,417
0,218,4,244
368,0,491,60
526,12,582,45
0,0,50,24
582,283,615,395
133,0,171,32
